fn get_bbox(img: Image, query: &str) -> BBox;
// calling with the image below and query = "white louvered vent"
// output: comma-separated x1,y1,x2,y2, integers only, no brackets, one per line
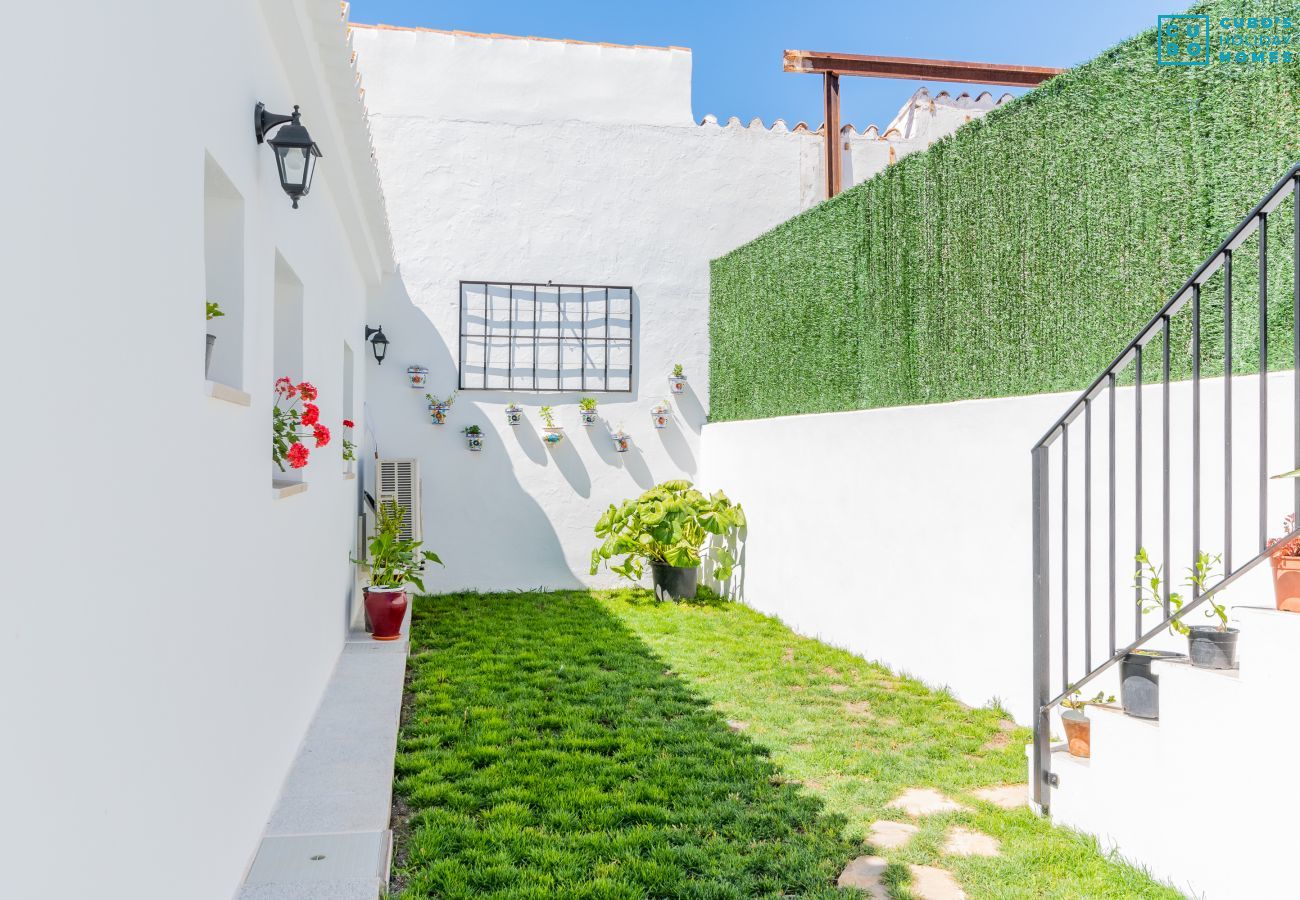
376,458,421,542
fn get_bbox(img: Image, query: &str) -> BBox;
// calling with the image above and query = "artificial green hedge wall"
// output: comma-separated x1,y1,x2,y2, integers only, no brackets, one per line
709,0,1300,422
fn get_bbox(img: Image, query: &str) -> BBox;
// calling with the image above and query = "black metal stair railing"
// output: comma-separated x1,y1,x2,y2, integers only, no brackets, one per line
1030,162,1300,812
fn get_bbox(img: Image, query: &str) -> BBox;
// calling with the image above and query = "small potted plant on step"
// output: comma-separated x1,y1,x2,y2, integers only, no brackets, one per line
1266,513,1300,612
505,403,524,426
591,480,744,602
579,396,599,425
650,399,671,429
1137,548,1239,671
353,499,442,641
426,390,456,425
1061,686,1115,759
610,425,630,453
669,363,687,394
205,301,224,377
540,405,564,444
462,424,484,451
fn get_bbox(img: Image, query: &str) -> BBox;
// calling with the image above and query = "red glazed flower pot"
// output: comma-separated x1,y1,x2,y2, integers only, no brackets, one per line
364,587,408,641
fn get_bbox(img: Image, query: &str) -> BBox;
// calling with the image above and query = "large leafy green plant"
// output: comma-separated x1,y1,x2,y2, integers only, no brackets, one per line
590,480,745,582
356,500,443,590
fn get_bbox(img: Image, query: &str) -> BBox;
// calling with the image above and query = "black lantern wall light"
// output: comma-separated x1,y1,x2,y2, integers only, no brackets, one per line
365,326,390,365
254,102,322,208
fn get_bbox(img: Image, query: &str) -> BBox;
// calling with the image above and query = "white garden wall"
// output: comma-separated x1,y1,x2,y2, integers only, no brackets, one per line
349,25,1001,591
0,3,391,898
700,372,1298,724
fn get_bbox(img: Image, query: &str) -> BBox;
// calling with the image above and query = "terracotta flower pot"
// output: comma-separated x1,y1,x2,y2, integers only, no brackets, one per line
364,587,407,641
1062,711,1091,758
1270,554,1300,612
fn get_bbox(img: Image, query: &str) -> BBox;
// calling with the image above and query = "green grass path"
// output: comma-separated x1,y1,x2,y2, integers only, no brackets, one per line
391,591,1181,899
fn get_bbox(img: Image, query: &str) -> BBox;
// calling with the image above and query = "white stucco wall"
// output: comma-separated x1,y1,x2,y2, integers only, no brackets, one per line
1,3,390,898
349,25,1005,590
350,26,820,589
700,372,1299,724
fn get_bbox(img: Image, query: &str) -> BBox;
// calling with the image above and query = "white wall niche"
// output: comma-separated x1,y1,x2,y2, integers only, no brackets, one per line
273,252,305,483
203,153,245,388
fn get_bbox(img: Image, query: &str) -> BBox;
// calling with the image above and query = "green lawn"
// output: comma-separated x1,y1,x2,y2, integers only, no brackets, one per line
390,591,1181,899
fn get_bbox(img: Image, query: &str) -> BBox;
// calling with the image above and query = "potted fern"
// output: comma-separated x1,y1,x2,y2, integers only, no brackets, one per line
1060,686,1115,758
540,405,564,444
591,480,744,601
353,500,442,641
579,396,599,425
205,301,224,377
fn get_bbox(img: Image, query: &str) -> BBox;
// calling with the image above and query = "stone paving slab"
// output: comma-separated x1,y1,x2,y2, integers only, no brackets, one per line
972,784,1028,809
888,787,968,817
869,819,919,850
836,855,889,898
942,826,1000,857
909,864,967,900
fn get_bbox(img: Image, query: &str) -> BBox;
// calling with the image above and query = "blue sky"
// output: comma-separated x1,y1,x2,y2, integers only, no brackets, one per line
348,1,1174,128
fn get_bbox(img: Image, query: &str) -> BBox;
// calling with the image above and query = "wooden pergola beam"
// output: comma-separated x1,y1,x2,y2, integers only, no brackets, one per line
784,50,1065,87
784,50,1066,198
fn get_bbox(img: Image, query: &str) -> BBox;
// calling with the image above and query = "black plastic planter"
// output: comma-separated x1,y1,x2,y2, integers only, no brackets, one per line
1187,627,1240,669
650,563,698,602
1120,649,1185,719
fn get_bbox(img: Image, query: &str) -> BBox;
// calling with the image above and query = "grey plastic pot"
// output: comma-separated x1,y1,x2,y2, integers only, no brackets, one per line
650,563,698,602
206,333,216,377
1187,627,1239,669
1120,649,1185,719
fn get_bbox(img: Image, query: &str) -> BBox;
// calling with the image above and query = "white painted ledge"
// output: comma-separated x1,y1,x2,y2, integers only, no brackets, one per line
205,379,252,406
237,615,410,899
271,481,309,500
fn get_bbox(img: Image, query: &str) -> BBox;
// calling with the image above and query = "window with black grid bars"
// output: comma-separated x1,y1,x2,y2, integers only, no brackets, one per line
458,281,633,392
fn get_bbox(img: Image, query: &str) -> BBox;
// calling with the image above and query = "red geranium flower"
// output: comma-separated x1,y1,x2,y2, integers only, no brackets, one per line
275,377,297,397
287,442,310,469
342,419,355,429
313,424,331,448
300,403,320,426
297,382,318,401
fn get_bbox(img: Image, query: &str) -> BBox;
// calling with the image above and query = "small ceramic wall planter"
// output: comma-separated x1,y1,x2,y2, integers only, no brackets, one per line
407,365,429,389
206,334,216,378
580,409,599,426
611,430,631,453
669,372,687,395
505,404,524,426
543,426,566,446
462,426,484,452
426,392,456,425
650,403,671,430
